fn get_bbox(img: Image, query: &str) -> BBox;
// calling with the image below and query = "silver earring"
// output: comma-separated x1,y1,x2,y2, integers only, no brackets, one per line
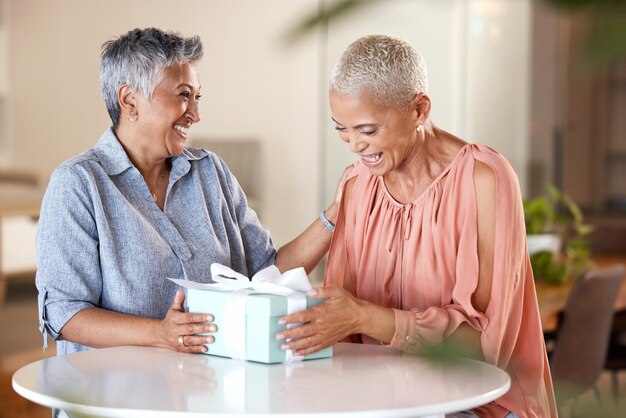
128,113,137,122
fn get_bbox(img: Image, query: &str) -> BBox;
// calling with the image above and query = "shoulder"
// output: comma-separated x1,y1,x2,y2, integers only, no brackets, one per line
469,144,518,183
49,149,101,189
468,144,522,215
184,146,232,176
473,159,496,198
341,161,368,203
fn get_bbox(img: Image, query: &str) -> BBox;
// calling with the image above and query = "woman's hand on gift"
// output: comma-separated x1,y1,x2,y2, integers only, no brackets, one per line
158,290,218,353
276,286,395,355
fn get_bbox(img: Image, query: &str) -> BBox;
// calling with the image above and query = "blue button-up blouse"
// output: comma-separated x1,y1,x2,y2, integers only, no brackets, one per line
35,128,276,355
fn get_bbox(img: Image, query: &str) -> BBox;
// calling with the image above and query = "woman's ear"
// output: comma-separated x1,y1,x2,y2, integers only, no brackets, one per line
118,84,136,119
411,93,431,127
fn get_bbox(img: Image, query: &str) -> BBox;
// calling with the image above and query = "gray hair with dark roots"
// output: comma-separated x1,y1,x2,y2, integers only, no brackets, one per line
100,27,203,128
330,34,428,108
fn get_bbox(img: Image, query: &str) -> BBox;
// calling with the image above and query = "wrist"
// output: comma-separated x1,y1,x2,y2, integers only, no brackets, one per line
320,210,335,233
324,202,339,224
150,318,166,349
356,300,396,343
354,298,371,335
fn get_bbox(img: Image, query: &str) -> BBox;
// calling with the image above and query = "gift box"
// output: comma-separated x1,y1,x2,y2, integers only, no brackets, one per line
170,264,333,364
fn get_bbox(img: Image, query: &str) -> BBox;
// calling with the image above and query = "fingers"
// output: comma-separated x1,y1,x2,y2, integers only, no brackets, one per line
177,322,217,336
279,286,343,325
276,285,359,355
166,290,219,353
176,334,214,354
307,286,342,300
174,320,217,353
286,340,328,356
279,332,333,356
175,312,214,326
171,289,186,311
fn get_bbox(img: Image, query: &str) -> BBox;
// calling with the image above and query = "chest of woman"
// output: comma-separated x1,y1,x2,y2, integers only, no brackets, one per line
344,181,470,310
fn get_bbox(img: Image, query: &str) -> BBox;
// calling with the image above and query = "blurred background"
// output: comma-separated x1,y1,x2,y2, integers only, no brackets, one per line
0,0,624,416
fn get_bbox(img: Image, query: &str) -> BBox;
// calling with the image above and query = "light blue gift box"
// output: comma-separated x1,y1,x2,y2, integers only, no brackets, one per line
185,287,333,364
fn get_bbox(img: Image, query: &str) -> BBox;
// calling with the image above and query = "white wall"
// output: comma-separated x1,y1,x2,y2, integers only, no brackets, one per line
321,0,532,203
322,0,468,203
465,0,531,191
7,0,321,247
0,0,12,165
3,0,534,255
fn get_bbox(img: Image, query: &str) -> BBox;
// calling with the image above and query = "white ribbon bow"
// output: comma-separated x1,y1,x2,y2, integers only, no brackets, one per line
170,264,312,362
210,263,312,294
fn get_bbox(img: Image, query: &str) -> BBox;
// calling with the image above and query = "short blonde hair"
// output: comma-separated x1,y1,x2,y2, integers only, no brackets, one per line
330,34,428,108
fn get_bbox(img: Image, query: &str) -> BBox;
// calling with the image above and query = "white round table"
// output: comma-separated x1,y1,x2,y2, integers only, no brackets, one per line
13,343,510,418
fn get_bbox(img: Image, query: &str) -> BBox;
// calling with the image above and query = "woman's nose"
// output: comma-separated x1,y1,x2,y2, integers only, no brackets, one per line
349,133,366,154
186,99,201,123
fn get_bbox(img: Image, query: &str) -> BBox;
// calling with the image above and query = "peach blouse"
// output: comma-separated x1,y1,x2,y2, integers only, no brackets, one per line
324,144,557,418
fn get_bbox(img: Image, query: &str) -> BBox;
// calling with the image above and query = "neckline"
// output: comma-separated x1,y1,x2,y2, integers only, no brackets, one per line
378,143,471,208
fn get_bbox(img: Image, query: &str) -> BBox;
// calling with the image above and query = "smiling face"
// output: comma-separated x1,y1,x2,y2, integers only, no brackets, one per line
330,89,420,176
134,62,202,157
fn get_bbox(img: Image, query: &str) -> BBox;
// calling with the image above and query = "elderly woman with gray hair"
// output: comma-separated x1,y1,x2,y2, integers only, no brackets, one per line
35,28,337,358
278,35,557,418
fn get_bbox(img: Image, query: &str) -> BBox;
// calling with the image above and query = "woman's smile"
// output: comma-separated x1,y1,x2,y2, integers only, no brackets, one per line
360,152,383,166
174,124,189,138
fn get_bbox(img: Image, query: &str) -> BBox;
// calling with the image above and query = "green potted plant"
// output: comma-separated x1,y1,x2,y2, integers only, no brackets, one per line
524,185,594,285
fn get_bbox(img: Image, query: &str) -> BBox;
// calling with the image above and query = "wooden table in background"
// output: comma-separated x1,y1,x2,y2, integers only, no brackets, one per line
536,255,626,332
0,180,42,304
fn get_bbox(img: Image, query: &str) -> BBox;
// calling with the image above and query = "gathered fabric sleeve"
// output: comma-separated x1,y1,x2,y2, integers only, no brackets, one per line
35,165,102,345
389,147,528,358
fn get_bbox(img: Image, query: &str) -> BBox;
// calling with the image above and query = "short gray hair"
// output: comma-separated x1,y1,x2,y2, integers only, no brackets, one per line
100,27,203,128
330,34,427,108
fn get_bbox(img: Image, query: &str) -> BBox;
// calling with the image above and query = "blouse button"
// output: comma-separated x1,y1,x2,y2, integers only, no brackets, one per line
405,335,412,342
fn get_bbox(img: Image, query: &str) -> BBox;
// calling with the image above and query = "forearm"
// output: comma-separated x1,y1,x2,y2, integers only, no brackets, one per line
60,307,161,349
446,323,484,360
357,299,396,343
275,203,339,274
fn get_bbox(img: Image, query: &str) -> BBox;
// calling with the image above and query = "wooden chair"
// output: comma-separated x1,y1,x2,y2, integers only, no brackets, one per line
547,265,624,410
605,308,626,402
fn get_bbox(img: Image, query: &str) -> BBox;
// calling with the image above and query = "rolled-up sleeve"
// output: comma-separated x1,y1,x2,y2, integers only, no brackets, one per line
35,165,102,344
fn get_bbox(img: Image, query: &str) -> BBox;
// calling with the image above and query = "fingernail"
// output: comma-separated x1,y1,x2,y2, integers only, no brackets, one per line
208,325,217,332
207,315,214,322
281,343,289,350
307,289,317,296
202,346,208,352
278,318,286,325
207,336,214,344
276,333,285,340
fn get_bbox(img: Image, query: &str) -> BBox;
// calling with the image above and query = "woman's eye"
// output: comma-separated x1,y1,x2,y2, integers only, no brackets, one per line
362,130,376,136
195,94,202,101
180,91,190,99
334,126,347,132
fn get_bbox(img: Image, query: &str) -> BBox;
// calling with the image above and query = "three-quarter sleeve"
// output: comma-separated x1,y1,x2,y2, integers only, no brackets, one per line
36,165,102,343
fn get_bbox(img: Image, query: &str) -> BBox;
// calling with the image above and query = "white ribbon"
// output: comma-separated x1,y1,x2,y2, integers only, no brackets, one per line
171,264,312,362
211,263,311,362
